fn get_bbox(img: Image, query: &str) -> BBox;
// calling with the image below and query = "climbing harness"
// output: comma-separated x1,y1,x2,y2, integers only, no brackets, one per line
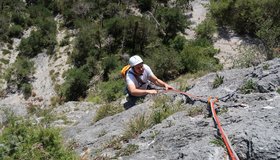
162,89,239,160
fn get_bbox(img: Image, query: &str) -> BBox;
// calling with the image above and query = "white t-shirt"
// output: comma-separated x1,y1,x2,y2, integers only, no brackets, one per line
126,64,154,89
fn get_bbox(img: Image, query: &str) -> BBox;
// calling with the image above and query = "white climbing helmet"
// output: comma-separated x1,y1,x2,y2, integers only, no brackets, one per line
129,55,143,67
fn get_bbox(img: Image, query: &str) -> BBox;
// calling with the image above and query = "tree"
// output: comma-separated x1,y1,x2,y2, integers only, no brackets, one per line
72,24,104,67
156,7,188,41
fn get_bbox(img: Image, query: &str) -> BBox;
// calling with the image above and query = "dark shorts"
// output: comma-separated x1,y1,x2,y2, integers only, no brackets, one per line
123,83,164,110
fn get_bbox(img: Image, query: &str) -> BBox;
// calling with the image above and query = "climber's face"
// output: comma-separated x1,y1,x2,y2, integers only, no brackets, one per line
133,63,144,75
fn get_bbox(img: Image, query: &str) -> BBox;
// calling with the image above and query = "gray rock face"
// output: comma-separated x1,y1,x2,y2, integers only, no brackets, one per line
61,58,280,160
126,113,224,160
187,58,280,159
32,53,56,106
59,100,154,154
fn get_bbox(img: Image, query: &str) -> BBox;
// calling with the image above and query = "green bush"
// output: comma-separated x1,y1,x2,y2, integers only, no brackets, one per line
170,35,187,52
209,0,232,25
262,63,269,70
0,114,77,159
29,0,60,14
60,38,69,46
210,137,225,148
3,57,34,98
2,49,11,55
196,17,217,40
11,12,29,27
8,24,23,38
4,56,34,87
28,4,52,19
36,16,56,35
0,15,10,42
83,56,100,77
21,83,32,99
105,17,125,39
99,79,125,102
60,68,90,101
256,20,280,59
147,45,183,80
19,30,56,57
36,17,57,55
101,55,119,81
180,38,220,73
123,16,157,55
0,58,9,64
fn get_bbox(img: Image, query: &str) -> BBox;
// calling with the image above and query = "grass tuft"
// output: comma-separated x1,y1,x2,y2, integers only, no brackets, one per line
93,104,124,123
240,79,258,94
212,74,224,89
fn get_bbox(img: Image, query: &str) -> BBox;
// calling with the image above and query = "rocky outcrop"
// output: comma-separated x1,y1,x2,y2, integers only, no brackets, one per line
58,58,280,159
1,45,278,159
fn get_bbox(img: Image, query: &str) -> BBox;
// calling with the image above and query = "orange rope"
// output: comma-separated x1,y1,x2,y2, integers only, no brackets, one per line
162,89,239,159
208,97,239,160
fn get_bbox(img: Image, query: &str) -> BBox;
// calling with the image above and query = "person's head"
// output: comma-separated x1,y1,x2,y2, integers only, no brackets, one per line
129,55,144,75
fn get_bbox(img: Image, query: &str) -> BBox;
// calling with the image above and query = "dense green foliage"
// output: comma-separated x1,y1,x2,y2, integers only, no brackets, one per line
146,45,183,80
2,0,226,102
1,0,57,99
60,67,90,101
0,113,77,159
0,0,56,54
156,6,189,41
180,38,221,73
0,1,27,42
99,79,125,102
5,0,272,103
196,17,217,40
4,57,34,99
210,0,280,59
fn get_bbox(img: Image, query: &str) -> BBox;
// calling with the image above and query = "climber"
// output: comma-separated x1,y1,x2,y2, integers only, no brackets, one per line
123,55,174,109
